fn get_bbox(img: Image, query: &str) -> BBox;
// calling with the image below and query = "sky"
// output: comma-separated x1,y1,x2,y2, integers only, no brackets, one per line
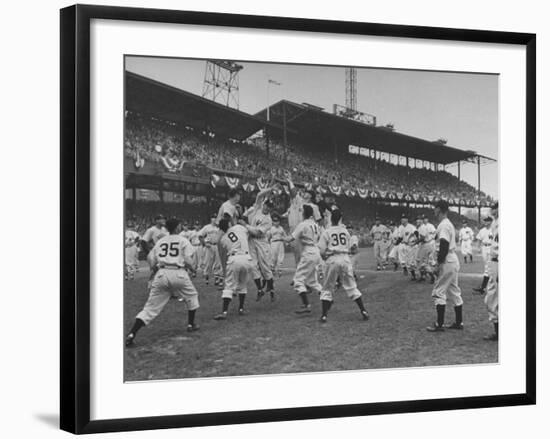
125,56,499,197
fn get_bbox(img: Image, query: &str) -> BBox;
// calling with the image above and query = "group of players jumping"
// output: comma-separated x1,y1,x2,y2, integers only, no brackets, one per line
124,175,499,348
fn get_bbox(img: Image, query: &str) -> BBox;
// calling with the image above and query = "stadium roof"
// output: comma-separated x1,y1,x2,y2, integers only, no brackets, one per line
255,100,492,165
125,71,282,140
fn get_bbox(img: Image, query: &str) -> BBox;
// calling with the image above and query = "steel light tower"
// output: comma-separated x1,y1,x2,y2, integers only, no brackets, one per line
202,60,243,109
345,67,357,111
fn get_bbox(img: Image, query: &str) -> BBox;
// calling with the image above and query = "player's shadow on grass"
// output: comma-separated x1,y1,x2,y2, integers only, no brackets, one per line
34,413,59,429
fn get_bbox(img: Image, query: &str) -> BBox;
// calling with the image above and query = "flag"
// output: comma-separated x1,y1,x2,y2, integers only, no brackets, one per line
225,177,240,189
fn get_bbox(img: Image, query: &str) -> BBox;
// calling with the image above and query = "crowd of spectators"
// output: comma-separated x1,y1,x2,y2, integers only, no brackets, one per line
125,112,491,205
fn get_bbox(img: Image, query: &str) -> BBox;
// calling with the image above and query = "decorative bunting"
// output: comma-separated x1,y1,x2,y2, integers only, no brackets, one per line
225,176,240,188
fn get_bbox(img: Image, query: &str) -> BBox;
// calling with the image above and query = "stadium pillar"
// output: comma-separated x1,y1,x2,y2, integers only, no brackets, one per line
132,186,136,201
159,178,164,203
282,102,287,165
477,155,481,223
265,125,270,158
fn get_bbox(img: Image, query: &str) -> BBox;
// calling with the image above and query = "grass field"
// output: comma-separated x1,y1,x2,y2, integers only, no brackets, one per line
124,248,497,381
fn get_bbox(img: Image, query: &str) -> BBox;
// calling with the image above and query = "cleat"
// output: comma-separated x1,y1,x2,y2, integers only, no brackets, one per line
410,276,417,281
376,266,381,271
445,322,464,330
213,312,228,321
472,287,486,295
125,334,135,347
319,315,328,324
187,324,200,332
238,308,247,316
295,305,312,314
361,310,370,321
426,323,445,332
256,290,265,301
483,333,498,341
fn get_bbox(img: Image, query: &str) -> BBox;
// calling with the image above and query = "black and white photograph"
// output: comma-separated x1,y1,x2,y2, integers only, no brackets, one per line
123,56,500,381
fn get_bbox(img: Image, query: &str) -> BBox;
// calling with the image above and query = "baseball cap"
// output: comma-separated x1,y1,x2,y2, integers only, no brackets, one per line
483,216,493,222
165,218,180,232
434,200,449,211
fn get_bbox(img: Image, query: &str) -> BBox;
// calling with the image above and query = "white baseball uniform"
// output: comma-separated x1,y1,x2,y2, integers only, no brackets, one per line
476,226,494,277
459,226,474,256
142,225,168,247
397,223,416,267
371,224,389,267
417,222,436,273
125,229,140,277
349,233,360,272
292,218,322,294
268,224,286,273
199,223,223,279
318,225,362,302
219,224,253,299
485,219,499,323
432,218,462,307
246,206,274,281
136,234,199,325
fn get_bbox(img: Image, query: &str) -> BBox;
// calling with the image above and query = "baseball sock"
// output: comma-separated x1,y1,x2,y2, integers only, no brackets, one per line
464,256,467,263
494,322,498,336
129,318,145,336
454,305,463,325
266,278,274,291
222,298,231,313
321,300,332,317
188,310,196,326
480,275,489,290
410,269,416,279
470,255,473,262
299,292,309,307
254,278,263,291
436,304,446,327
354,297,366,313
238,294,246,310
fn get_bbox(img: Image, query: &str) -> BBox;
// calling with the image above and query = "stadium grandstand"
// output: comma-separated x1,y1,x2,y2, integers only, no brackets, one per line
124,70,496,241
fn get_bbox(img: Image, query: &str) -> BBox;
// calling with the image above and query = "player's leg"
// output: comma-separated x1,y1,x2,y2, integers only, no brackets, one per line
257,242,275,299
474,247,490,294
293,252,315,314
483,260,499,340
213,245,224,287
319,260,338,323
172,270,201,332
202,246,213,284
126,272,171,346
427,264,452,332
236,259,252,315
374,241,381,270
444,263,464,329
248,241,264,300
214,260,237,320
340,260,369,320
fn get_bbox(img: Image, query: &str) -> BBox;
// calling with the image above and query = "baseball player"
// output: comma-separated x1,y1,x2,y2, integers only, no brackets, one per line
349,225,360,279
141,214,168,253
213,218,254,320
198,214,223,286
473,216,494,294
483,203,499,341
387,222,400,271
406,217,423,280
416,215,436,283
427,200,464,332
216,188,241,226
125,220,140,280
317,209,370,323
243,188,276,301
125,218,200,347
370,218,389,271
285,204,322,314
268,214,287,278
286,175,322,266
459,220,474,264
397,214,416,275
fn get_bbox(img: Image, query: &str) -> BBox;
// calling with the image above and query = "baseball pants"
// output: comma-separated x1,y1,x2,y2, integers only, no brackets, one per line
293,247,322,294
249,239,273,280
320,255,362,302
271,240,285,273
417,241,435,273
481,245,491,276
202,244,223,278
407,245,419,270
461,240,472,256
373,240,388,266
125,245,139,276
398,243,410,267
431,257,463,307
136,268,199,325
485,260,498,323
222,254,253,299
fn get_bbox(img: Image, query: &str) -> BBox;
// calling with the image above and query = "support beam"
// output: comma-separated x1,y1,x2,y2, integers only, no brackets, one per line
477,155,482,223
282,102,287,165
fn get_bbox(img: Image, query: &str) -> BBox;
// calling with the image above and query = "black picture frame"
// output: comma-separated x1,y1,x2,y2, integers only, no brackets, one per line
60,4,536,434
